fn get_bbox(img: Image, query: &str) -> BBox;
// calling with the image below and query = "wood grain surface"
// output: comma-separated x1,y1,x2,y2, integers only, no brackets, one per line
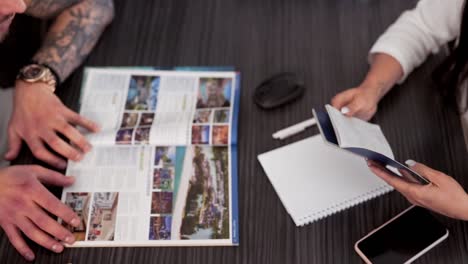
1,0,467,263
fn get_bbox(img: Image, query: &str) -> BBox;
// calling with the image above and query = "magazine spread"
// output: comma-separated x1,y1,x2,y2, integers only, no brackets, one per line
60,68,240,247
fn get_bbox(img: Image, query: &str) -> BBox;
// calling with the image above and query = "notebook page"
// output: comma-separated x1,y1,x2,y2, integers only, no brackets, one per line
325,105,394,159
258,135,392,226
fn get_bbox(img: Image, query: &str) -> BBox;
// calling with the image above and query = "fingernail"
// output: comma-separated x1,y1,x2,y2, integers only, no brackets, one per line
52,244,63,253
71,218,80,227
405,159,416,167
85,144,92,152
58,161,67,169
25,252,34,261
64,235,74,244
341,107,350,114
4,152,13,160
75,153,83,161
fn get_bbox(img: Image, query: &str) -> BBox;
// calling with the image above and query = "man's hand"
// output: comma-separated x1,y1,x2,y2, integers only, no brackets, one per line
0,165,80,261
367,160,468,221
5,81,99,168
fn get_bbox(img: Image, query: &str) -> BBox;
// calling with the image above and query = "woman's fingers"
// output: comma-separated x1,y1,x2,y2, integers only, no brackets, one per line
398,168,427,185
407,198,419,205
331,88,377,120
331,89,356,110
368,161,410,190
368,160,440,209
344,99,366,118
405,160,442,183
367,160,421,197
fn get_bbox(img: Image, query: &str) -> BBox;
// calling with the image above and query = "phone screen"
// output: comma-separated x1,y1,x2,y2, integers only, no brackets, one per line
357,206,448,264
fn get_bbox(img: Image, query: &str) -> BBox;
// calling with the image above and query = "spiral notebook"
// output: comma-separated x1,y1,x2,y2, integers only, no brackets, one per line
258,135,393,226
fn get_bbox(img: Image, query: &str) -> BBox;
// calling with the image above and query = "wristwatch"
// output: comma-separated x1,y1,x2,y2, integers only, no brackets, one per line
17,64,58,92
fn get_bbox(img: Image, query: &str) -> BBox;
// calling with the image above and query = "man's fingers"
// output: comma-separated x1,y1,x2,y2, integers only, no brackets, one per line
32,165,74,187
66,110,100,133
3,224,35,261
25,139,67,169
16,217,64,253
4,129,22,161
27,204,75,244
331,89,356,110
42,131,83,162
57,123,92,154
33,183,80,227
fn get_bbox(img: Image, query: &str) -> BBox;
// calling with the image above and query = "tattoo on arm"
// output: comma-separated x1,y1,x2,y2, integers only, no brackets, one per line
31,0,114,82
25,0,80,19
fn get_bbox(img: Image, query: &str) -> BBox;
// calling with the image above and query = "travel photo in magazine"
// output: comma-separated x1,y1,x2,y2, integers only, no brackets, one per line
60,68,240,247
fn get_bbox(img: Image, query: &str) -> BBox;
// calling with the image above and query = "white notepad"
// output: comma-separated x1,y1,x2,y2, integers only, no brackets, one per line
258,135,393,226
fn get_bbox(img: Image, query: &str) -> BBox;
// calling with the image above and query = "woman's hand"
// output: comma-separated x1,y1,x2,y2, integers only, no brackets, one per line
330,53,404,121
331,83,382,121
367,159,468,220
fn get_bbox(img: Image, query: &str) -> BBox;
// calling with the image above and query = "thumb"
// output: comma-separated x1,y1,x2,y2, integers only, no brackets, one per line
344,99,373,120
32,166,75,187
4,129,22,160
344,100,362,117
405,160,442,184
331,88,356,110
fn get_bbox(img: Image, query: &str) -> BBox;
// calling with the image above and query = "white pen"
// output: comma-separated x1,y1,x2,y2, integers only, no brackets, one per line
272,107,349,140
272,118,317,140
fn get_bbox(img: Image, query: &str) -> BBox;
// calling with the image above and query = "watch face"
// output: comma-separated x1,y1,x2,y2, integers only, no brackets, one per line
22,65,46,80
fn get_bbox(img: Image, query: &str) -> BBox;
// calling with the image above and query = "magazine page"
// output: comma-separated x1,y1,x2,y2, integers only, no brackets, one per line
60,143,238,246
79,68,238,146
58,67,240,246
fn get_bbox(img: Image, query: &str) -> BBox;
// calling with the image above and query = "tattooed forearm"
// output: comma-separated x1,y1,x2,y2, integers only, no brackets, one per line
31,0,114,82
25,0,81,19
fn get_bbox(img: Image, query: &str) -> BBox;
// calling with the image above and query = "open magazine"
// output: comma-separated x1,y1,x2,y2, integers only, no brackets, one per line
60,67,240,247
312,104,430,185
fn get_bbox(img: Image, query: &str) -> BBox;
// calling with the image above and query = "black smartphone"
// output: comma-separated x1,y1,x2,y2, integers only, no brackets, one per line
355,206,449,264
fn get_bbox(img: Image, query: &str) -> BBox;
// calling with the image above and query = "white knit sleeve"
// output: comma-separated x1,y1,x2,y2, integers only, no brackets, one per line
369,0,464,83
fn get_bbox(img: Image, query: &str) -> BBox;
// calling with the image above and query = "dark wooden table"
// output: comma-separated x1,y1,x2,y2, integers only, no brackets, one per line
1,0,467,263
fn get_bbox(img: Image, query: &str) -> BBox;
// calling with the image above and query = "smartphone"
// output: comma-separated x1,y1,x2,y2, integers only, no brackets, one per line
355,206,448,264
